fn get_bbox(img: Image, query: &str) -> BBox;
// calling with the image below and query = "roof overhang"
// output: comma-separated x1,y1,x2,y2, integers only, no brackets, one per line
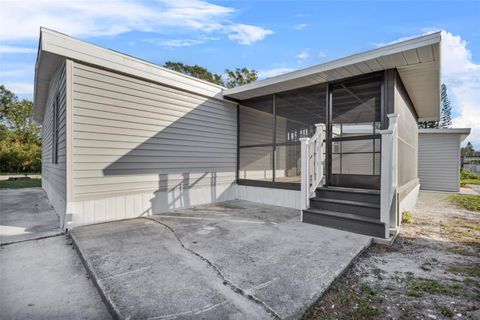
33,28,227,123
223,32,442,122
419,128,471,142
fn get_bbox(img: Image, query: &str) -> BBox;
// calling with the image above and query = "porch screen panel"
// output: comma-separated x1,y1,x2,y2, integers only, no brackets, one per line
331,76,382,176
238,84,327,185
275,84,327,183
239,95,274,182
239,147,273,181
239,96,273,146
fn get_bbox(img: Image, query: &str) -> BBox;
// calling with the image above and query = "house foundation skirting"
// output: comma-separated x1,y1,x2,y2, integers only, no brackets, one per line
42,179,66,229
64,183,237,229
399,183,420,215
63,183,301,230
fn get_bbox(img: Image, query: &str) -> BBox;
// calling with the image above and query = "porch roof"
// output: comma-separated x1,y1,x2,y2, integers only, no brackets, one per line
223,32,441,121
419,128,471,142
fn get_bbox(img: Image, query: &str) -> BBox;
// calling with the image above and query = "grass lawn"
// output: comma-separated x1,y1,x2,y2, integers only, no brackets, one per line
462,179,480,185
0,178,42,189
449,194,480,212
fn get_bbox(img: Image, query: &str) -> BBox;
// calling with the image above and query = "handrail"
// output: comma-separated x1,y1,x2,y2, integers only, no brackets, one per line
379,113,399,238
300,123,325,211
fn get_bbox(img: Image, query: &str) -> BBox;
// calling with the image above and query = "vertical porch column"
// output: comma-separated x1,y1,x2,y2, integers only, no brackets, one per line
300,137,310,213
379,113,399,238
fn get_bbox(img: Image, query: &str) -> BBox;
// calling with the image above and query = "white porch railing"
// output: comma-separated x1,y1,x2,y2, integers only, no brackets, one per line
379,113,399,238
300,123,325,210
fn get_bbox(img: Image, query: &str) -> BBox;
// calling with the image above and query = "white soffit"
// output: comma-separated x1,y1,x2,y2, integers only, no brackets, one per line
224,32,441,121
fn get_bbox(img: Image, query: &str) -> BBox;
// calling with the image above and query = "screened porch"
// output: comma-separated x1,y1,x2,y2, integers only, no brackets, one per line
237,72,384,190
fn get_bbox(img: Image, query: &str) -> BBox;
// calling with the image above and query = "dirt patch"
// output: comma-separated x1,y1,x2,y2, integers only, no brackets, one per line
303,192,480,320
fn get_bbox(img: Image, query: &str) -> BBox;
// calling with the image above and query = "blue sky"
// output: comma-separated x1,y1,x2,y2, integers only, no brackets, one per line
1,0,479,146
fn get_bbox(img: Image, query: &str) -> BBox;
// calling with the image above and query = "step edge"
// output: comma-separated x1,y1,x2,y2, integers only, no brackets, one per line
303,208,384,225
317,186,380,195
310,197,380,208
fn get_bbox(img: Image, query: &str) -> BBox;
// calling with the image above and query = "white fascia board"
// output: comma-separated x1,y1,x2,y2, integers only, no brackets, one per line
223,32,441,97
419,128,471,135
40,28,226,97
419,128,471,142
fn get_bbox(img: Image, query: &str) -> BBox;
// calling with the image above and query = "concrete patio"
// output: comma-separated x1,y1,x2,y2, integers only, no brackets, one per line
0,188,62,245
71,200,372,319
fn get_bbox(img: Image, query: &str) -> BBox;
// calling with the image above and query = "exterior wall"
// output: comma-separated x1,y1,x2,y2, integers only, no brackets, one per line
66,62,237,228
418,133,461,192
394,75,419,202
41,61,67,227
235,185,301,210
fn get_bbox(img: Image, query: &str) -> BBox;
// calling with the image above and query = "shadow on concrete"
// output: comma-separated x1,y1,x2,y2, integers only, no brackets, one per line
0,188,62,245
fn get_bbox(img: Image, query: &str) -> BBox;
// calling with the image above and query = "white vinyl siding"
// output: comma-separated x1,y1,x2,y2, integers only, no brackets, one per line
68,62,237,226
418,133,461,192
41,61,67,225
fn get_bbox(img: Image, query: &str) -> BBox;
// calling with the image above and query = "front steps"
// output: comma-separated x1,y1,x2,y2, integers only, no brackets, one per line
303,186,387,238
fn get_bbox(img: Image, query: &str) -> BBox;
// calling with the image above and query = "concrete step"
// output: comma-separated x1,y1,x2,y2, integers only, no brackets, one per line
309,197,380,219
302,208,386,238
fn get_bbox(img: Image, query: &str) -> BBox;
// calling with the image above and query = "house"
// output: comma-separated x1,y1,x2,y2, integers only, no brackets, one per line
34,28,442,238
418,128,470,192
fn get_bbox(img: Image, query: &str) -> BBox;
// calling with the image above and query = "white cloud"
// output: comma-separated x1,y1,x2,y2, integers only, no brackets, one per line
440,31,480,148
296,49,310,60
0,63,34,78
227,24,273,45
258,67,295,79
2,82,33,95
0,0,272,45
144,37,219,47
0,45,36,54
318,51,327,58
293,24,308,30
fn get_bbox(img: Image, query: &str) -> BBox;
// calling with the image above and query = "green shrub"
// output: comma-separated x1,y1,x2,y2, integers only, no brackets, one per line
402,211,412,224
0,139,41,173
461,168,480,180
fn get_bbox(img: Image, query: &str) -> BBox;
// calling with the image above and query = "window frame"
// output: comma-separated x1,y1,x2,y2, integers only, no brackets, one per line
52,94,60,164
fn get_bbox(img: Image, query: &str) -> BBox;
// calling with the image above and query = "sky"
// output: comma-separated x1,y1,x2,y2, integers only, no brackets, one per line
1,0,479,147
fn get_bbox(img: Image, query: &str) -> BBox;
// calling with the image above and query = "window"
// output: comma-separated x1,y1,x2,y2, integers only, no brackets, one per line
52,95,59,164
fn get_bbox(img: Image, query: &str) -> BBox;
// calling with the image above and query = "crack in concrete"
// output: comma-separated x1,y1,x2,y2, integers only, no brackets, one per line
0,232,64,246
143,217,281,320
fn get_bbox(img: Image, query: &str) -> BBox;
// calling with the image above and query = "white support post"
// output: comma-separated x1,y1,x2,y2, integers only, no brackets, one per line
379,114,399,238
300,137,310,213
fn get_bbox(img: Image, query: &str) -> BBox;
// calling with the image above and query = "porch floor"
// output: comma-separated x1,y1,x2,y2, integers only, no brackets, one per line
70,200,372,319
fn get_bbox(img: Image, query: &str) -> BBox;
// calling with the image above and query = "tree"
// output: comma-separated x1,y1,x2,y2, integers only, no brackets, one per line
418,120,439,129
224,68,258,88
163,62,224,86
439,83,452,128
0,85,41,173
163,62,258,88
461,141,475,157
418,83,452,129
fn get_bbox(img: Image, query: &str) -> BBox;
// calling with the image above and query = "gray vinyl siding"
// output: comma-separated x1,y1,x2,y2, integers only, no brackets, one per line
418,134,460,192
394,77,419,200
70,62,237,203
41,61,67,223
